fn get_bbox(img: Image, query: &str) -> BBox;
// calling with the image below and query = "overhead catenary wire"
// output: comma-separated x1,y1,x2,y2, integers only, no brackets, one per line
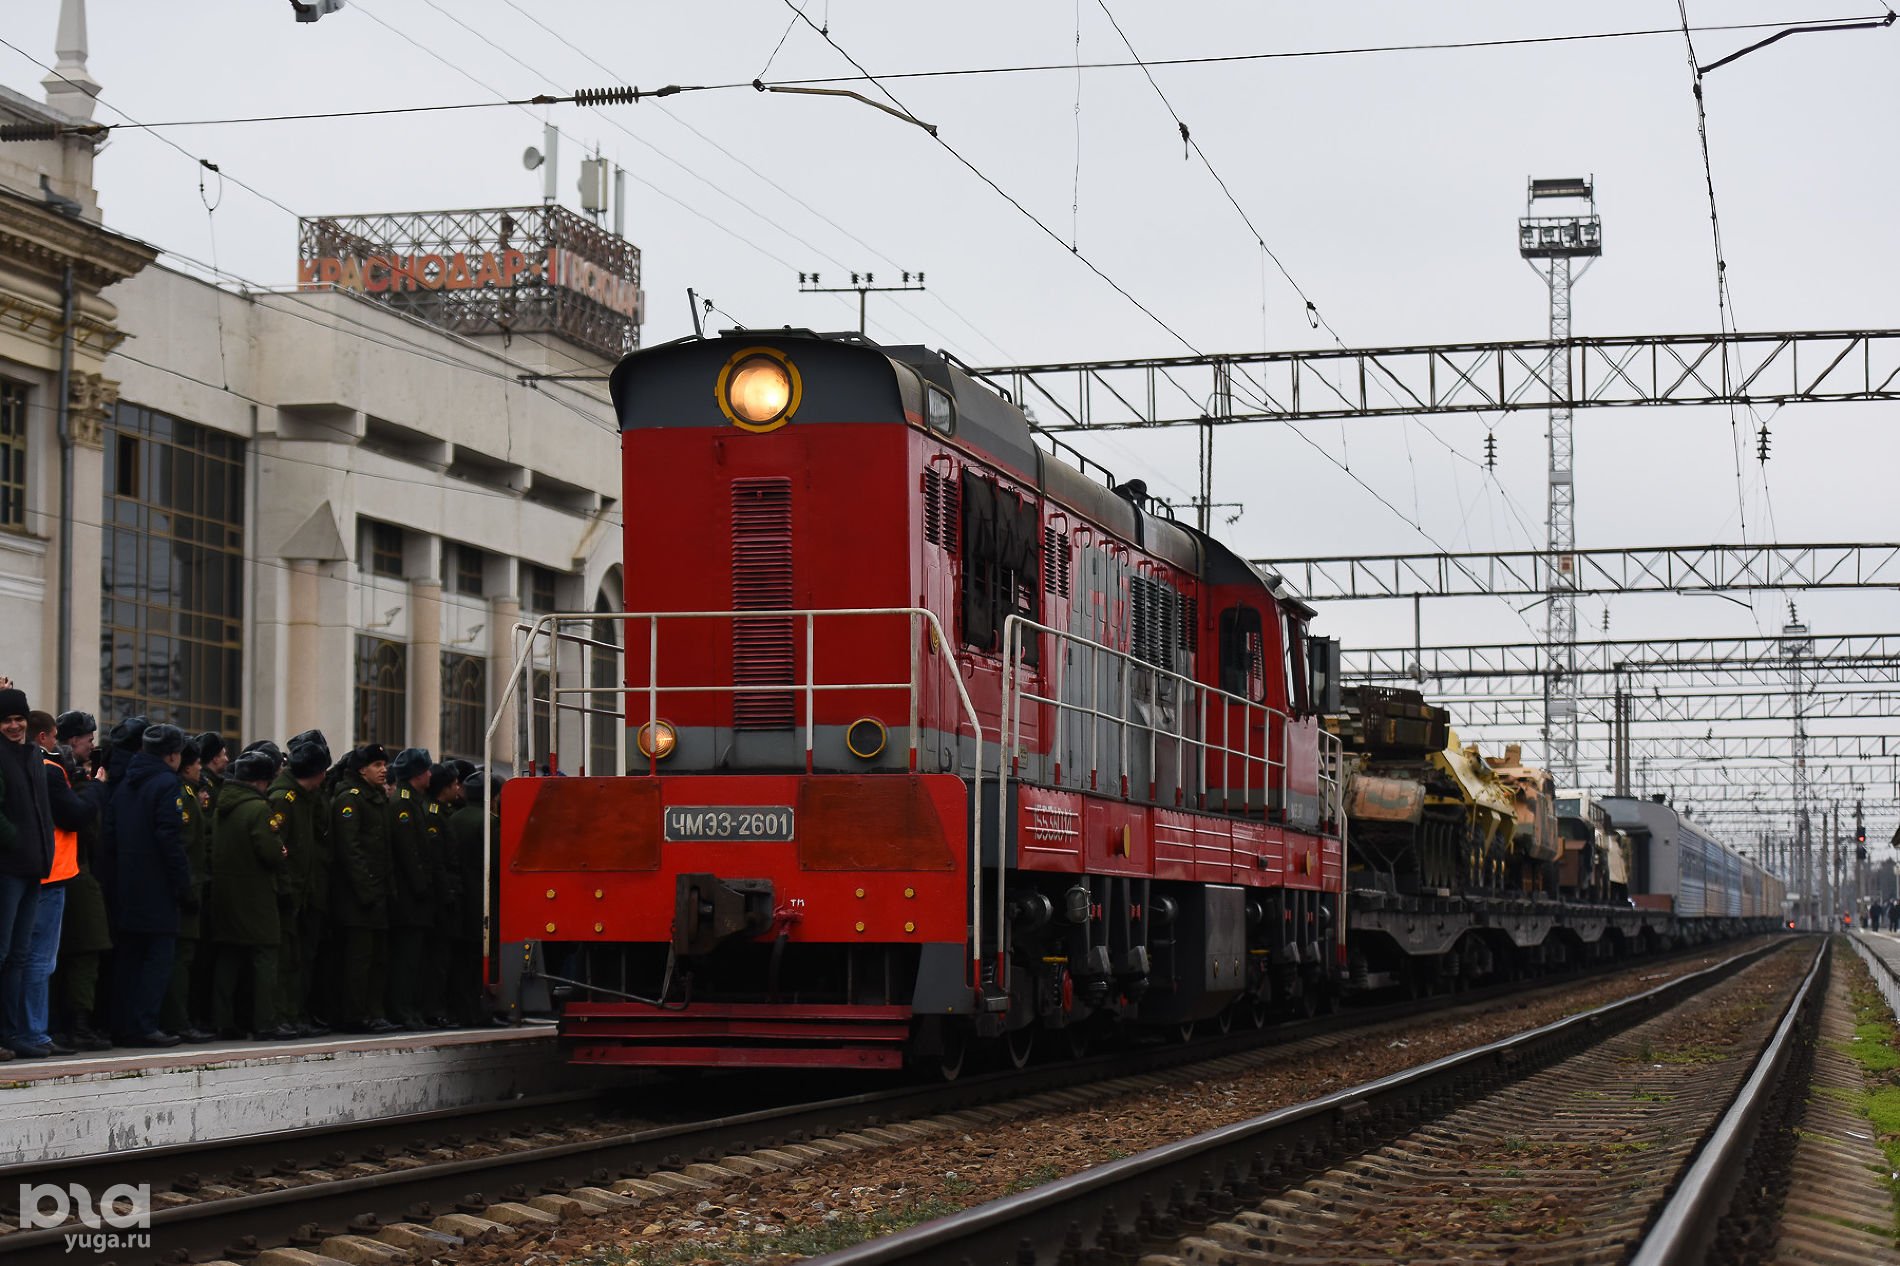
6,12,1887,140
486,0,1017,363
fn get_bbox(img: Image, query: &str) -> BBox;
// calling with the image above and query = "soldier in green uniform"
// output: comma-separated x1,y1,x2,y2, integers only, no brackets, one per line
269,742,331,1036
208,751,294,1039
289,730,334,1026
192,733,227,813
161,741,214,1043
332,745,396,1034
424,765,463,1026
384,748,435,1029
446,769,502,1026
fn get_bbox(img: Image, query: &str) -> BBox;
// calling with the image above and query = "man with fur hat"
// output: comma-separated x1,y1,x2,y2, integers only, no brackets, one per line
161,741,215,1043
0,692,55,1058
193,732,228,814
446,769,506,1026
332,744,395,1033
384,747,437,1029
8,712,100,1057
50,712,111,1051
209,751,295,1039
107,723,193,1046
269,741,331,1035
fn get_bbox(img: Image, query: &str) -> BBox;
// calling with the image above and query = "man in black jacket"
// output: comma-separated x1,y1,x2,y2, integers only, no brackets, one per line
0,687,54,1061
106,724,194,1047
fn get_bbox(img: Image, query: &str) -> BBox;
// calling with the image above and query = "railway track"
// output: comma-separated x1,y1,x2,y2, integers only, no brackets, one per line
0,939,1775,1266
806,937,1831,1265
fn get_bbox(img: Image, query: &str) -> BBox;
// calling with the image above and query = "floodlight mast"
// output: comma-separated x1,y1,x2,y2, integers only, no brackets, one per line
1519,176,1602,787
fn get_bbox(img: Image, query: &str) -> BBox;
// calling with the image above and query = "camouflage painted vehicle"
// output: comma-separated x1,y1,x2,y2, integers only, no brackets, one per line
1328,688,1516,895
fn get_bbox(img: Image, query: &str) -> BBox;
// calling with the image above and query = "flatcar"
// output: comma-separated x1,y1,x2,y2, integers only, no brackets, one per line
496,330,1347,1073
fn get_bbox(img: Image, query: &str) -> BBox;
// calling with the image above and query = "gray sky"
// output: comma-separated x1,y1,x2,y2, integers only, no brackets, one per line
9,1,1897,809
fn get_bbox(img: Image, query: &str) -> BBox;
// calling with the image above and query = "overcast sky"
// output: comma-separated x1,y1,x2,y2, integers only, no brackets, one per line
8,1,1896,815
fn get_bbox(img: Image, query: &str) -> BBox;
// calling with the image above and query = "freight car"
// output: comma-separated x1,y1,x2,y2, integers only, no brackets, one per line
488,329,1785,1072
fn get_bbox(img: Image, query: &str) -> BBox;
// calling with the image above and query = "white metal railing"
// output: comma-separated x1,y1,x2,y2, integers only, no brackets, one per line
481,608,991,988
480,605,1350,1004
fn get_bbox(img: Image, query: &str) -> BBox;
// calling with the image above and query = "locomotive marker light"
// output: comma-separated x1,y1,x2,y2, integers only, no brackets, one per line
846,716,888,759
716,346,801,431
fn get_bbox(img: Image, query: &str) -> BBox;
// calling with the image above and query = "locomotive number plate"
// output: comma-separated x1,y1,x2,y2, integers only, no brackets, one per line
663,805,796,842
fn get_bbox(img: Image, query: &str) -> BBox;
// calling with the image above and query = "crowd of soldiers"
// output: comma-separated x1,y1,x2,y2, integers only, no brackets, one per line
0,682,507,1057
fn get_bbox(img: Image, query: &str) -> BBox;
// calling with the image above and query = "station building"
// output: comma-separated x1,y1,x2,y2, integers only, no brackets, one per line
1,1,632,768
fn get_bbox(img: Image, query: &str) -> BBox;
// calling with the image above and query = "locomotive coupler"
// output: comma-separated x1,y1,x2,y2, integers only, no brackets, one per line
672,873,774,956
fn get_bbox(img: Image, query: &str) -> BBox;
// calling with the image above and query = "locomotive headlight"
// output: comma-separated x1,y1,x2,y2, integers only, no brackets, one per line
636,719,678,760
717,347,801,432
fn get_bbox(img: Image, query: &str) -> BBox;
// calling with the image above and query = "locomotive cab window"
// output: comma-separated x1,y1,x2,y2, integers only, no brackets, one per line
958,470,1038,659
1284,614,1311,714
925,384,956,435
1218,605,1266,702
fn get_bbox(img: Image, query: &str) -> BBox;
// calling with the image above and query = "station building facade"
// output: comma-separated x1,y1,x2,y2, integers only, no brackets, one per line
2,5,630,767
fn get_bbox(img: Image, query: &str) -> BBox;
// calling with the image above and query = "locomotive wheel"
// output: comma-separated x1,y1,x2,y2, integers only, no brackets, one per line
1244,994,1272,1029
1213,1005,1234,1036
934,1023,969,1082
1175,1019,1197,1043
1003,1025,1036,1069
1063,1023,1092,1060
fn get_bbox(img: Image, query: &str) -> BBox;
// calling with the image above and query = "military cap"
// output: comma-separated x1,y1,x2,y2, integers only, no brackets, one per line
427,763,459,798
242,739,284,769
180,739,202,767
390,747,432,783
288,728,331,761
445,757,476,782
288,742,329,779
111,715,150,752
193,731,226,763
0,687,28,720
141,723,186,756
228,750,277,784
55,710,96,741
347,743,389,771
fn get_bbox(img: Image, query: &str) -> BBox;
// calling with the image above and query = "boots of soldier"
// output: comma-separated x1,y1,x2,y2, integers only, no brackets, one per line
70,1012,112,1052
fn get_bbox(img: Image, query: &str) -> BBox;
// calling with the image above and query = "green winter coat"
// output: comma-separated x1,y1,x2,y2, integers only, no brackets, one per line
208,782,287,946
177,776,212,939
331,774,390,929
387,783,436,929
267,772,322,909
428,800,461,935
446,803,490,942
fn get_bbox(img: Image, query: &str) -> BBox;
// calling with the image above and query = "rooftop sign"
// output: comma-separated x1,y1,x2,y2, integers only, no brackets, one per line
296,205,643,360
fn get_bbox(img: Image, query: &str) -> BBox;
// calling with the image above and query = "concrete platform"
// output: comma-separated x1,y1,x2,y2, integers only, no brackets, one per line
0,1024,579,1164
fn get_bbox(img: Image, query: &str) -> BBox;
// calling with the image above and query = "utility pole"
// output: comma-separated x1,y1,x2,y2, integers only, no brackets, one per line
797,270,925,336
1519,177,1601,787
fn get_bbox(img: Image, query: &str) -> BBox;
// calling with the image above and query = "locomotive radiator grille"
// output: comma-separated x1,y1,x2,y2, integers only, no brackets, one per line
731,476,795,729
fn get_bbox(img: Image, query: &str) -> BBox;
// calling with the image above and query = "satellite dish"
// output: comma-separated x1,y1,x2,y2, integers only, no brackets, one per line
522,146,545,171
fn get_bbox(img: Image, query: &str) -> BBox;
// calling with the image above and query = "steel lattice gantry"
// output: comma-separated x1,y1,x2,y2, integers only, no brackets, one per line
1450,733,1900,767
1343,632,1900,693
1256,543,1900,601
1450,688,1900,727
971,329,1900,430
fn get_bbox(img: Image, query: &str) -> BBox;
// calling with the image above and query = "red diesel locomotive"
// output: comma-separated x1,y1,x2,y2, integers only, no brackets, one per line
495,330,1348,1073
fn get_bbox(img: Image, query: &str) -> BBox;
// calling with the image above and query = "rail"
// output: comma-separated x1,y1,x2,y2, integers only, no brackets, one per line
1628,937,1829,1266
803,938,1798,1265
481,608,991,988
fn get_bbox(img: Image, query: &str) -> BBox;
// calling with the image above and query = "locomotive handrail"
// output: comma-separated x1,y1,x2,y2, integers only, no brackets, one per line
482,607,995,997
